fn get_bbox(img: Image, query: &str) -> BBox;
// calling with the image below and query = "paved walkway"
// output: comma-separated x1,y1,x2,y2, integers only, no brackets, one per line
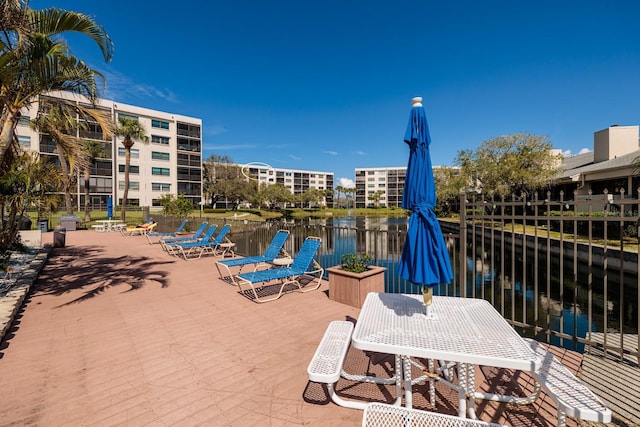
0,229,580,426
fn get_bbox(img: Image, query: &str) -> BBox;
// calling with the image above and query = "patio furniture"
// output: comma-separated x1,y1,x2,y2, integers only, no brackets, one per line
525,338,611,426
235,236,323,303
351,293,541,418
165,224,218,258
215,230,290,285
169,224,231,260
145,219,188,244
307,321,402,410
362,403,506,427
121,221,157,236
159,222,208,251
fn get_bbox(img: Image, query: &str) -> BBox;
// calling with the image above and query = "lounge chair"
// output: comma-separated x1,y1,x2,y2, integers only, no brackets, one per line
236,236,323,303
165,224,217,257
121,221,157,236
168,224,231,260
159,222,208,251
145,219,188,244
215,230,290,284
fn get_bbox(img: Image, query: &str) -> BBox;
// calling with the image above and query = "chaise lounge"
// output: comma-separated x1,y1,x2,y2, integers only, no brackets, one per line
215,229,290,284
235,236,323,303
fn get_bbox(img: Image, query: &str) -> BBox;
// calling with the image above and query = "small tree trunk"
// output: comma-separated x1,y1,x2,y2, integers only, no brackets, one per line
0,110,18,171
83,166,91,221
121,139,133,221
56,144,73,214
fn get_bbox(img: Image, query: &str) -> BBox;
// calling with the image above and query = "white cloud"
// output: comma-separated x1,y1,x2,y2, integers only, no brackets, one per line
289,154,302,161
209,144,256,150
338,178,355,188
99,66,177,103
323,150,338,155
206,124,228,136
355,150,367,155
579,147,592,154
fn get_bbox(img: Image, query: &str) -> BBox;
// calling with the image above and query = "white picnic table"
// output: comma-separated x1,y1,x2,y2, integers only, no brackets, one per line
94,219,126,232
351,293,541,419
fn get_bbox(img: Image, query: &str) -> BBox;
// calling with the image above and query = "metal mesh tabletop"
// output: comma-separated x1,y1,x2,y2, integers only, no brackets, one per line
352,293,540,371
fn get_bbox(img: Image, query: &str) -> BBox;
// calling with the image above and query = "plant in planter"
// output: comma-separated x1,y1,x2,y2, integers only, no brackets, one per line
327,252,386,308
340,252,373,273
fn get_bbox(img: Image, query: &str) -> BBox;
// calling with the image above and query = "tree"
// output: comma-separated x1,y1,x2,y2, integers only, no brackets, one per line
262,183,294,209
115,117,148,221
81,140,108,221
454,133,561,197
335,185,344,208
203,153,235,207
158,193,193,217
204,156,253,209
0,2,113,173
369,190,385,208
30,100,111,214
343,186,356,209
433,167,466,215
0,152,61,252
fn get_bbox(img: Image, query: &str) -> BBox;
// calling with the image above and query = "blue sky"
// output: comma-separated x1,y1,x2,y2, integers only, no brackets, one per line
31,1,640,187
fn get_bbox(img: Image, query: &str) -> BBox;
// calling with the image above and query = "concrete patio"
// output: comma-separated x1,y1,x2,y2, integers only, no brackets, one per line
0,229,596,426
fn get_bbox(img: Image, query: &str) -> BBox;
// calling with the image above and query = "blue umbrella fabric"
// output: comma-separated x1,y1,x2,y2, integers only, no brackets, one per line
399,97,454,290
107,196,113,219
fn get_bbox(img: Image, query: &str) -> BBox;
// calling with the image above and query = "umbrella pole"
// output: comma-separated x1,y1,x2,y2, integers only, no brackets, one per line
422,285,435,318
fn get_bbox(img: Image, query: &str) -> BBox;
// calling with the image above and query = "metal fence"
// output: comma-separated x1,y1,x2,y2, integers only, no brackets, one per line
158,197,639,362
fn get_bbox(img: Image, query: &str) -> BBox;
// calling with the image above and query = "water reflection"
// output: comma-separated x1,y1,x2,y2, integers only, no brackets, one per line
239,216,638,352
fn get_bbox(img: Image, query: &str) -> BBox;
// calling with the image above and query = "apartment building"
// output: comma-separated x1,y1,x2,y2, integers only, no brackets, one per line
15,91,203,209
355,167,406,208
210,163,334,208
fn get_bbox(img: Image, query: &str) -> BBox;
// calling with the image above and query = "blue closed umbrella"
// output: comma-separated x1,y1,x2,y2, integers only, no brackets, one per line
398,97,453,316
107,196,113,219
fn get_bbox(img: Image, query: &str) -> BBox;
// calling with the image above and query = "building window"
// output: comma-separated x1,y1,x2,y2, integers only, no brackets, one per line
152,135,170,145
152,151,170,161
118,164,139,174
118,147,139,158
18,115,30,126
17,135,31,148
152,183,171,191
378,183,386,187
368,184,375,188
152,167,170,176
119,181,139,190
151,119,169,129
117,112,138,121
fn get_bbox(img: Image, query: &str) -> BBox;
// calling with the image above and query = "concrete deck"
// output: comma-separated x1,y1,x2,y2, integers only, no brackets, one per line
0,230,593,426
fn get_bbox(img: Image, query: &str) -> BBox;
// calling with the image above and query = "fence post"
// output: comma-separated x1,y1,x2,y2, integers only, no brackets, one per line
459,191,467,298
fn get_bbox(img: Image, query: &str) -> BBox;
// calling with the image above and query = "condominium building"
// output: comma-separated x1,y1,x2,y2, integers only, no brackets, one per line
355,167,406,208
15,91,203,209
209,163,334,208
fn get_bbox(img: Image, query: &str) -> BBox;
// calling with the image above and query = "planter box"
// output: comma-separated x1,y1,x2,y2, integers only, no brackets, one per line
327,265,386,308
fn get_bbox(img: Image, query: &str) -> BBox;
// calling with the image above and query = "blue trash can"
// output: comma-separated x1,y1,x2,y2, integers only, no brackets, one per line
38,219,48,232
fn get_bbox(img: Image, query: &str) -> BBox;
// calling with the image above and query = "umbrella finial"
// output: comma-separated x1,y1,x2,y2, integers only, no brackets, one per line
411,97,423,107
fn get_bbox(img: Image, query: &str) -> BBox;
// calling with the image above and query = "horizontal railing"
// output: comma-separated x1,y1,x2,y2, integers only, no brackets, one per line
156,208,639,363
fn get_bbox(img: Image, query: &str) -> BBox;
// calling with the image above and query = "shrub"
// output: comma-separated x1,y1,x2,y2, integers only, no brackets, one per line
341,252,373,273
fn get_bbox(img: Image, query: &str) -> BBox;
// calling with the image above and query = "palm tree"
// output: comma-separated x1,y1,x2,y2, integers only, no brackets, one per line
81,140,108,221
0,2,114,172
30,100,112,214
115,117,148,221
0,152,61,252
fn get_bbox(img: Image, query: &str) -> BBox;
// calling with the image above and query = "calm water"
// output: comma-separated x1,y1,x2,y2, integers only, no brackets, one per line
236,216,638,352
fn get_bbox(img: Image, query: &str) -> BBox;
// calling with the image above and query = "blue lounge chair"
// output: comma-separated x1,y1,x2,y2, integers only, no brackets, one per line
159,222,208,251
236,236,323,303
165,224,218,257
145,219,188,244
170,224,231,260
215,230,290,284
